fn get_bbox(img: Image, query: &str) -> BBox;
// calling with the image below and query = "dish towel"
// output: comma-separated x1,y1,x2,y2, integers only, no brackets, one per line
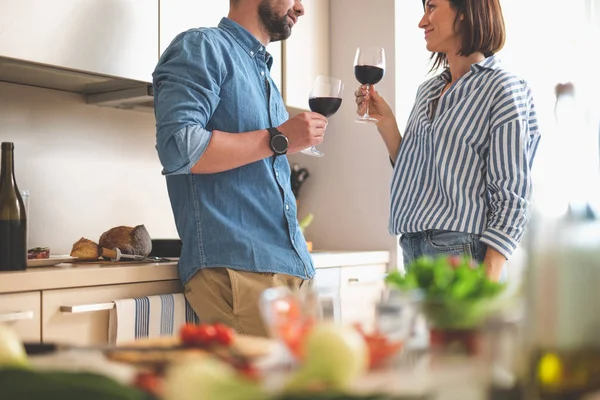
108,293,200,345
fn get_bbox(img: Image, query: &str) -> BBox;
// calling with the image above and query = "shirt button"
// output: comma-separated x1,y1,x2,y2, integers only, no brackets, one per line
260,47,264,51
260,71,265,76
275,171,279,177
285,204,290,211
291,239,295,245
250,51,254,56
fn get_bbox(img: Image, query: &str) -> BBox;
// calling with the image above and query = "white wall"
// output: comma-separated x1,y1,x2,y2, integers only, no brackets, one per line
0,82,178,255
289,0,405,269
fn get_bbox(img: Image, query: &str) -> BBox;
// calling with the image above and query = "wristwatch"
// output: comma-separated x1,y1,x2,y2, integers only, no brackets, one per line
267,127,288,156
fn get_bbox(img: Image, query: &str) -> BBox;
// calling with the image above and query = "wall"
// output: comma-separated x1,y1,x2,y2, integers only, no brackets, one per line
289,0,432,270
0,82,179,255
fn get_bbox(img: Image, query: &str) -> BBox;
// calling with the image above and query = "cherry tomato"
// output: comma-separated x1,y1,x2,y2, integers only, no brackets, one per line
134,371,162,396
195,324,217,345
179,323,199,345
213,323,235,346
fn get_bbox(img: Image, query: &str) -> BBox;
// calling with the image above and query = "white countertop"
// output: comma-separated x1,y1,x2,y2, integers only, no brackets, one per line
0,250,390,294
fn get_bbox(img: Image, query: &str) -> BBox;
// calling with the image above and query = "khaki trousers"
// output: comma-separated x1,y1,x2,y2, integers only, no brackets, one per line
184,267,311,337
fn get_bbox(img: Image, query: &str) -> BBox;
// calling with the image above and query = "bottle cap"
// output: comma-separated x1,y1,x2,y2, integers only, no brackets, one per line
1,142,14,150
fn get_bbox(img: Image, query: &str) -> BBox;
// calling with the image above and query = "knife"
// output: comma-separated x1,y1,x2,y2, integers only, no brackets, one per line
100,247,170,263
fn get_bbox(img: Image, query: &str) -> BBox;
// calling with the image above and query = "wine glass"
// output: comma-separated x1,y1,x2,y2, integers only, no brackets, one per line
354,47,386,123
301,76,344,157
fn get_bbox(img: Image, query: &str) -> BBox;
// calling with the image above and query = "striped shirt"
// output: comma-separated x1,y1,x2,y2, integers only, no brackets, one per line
390,56,541,258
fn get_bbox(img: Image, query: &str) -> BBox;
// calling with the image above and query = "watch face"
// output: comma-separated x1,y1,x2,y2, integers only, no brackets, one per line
272,134,288,153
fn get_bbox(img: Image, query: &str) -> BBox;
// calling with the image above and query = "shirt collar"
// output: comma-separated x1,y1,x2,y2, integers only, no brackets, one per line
438,54,501,82
470,54,502,72
218,18,268,62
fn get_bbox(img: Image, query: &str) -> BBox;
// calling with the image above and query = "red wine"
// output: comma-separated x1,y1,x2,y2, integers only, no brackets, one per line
0,220,26,271
354,65,384,85
0,142,27,271
309,97,342,117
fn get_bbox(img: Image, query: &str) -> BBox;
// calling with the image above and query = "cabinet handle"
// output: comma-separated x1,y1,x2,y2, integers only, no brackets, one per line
347,275,387,285
60,302,115,313
0,311,34,322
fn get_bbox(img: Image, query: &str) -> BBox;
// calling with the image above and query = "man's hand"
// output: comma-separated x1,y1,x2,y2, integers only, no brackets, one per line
483,246,506,282
277,112,328,154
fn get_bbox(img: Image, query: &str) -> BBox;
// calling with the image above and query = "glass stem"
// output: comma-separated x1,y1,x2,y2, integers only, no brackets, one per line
365,84,371,117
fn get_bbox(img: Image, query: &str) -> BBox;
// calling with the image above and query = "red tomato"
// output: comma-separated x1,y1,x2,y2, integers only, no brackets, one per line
195,324,218,345
134,371,162,396
213,323,235,346
354,327,404,369
179,323,199,345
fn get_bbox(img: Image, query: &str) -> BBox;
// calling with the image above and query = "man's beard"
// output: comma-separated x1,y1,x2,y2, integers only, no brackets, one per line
258,0,293,42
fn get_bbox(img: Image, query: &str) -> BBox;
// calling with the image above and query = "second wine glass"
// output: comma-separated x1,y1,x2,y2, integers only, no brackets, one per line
301,76,344,157
354,47,386,124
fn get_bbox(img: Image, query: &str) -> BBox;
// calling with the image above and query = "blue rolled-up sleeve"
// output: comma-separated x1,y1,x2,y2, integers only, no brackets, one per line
153,31,225,175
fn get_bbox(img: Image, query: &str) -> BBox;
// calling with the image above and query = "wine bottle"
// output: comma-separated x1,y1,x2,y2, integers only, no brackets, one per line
0,142,27,271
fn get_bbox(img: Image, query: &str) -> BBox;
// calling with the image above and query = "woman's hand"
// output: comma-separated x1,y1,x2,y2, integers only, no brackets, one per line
354,85,395,126
355,85,402,160
483,247,506,282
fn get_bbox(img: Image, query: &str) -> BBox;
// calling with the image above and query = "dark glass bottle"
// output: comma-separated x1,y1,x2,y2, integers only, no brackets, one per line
0,142,27,271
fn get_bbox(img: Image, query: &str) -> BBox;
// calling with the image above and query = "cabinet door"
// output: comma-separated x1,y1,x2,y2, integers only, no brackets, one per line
340,264,387,328
283,0,330,110
0,291,41,342
0,0,158,83
160,1,229,55
42,280,182,346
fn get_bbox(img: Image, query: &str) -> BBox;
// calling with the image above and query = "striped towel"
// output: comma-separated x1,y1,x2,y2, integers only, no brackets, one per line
108,293,200,345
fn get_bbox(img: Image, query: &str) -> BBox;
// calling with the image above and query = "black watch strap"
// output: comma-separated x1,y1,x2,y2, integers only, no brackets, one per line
267,127,288,156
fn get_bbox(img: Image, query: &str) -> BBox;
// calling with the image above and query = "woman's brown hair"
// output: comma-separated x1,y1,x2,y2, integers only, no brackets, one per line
428,0,506,71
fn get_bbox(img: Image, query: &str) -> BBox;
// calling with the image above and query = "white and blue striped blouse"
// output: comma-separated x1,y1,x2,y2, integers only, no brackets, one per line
390,55,541,258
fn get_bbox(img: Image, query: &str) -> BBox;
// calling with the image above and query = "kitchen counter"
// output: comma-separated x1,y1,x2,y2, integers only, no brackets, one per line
0,251,390,294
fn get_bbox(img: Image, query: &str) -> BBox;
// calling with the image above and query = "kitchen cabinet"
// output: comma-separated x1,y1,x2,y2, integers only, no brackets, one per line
0,292,41,342
159,0,229,55
282,0,330,111
0,251,388,344
0,0,158,83
42,280,182,346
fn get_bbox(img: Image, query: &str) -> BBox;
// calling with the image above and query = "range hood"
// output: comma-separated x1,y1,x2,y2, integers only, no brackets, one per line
0,56,154,113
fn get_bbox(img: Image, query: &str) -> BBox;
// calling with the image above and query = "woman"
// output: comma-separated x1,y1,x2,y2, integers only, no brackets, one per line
355,0,541,281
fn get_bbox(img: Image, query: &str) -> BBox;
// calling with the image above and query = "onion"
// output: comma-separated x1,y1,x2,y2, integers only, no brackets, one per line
163,357,266,400
285,323,368,391
0,324,29,369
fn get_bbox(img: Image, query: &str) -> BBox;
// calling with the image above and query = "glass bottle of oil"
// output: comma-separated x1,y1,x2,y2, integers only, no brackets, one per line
521,212,600,399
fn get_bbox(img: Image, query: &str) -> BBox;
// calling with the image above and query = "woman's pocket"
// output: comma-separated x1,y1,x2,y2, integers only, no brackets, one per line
425,230,473,258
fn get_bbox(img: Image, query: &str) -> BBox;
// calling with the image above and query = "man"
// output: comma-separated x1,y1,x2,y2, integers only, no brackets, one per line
153,0,326,337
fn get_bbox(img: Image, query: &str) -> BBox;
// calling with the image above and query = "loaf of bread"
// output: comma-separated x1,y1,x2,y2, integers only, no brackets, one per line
98,225,152,257
70,237,100,260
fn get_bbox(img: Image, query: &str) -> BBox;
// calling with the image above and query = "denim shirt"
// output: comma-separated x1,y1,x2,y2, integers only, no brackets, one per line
153,18,314,285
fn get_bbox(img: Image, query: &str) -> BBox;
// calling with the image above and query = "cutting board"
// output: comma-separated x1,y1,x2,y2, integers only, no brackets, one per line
105,334,276,366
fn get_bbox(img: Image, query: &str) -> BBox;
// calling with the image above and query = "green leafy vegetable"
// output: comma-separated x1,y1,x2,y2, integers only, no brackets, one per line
385,255,506,329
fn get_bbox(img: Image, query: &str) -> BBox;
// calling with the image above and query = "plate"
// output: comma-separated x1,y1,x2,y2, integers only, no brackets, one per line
27,255,76,268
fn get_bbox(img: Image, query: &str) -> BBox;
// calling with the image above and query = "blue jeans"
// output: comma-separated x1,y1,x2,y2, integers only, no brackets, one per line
400,230,507,281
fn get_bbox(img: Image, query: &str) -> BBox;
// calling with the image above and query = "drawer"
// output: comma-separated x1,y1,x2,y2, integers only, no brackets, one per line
340,264,387,327
0,291,41,342
42,280,182,345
